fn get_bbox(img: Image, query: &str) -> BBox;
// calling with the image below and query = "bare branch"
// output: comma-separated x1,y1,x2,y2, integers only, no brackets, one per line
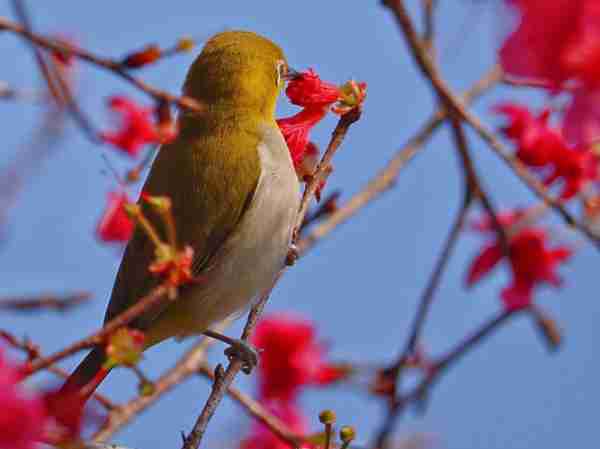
0,16,204,114
24,285,168,375
0,292,92,313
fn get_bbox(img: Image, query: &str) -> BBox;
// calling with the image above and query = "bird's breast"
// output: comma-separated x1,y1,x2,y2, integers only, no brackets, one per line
169,123,300,337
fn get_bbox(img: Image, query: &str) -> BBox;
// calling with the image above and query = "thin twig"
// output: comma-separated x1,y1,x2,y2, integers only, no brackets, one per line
382,0,600,251
374,309,516,449
0,330,116,410
449,117,509,255
0,291,92,313
0,17,204,113
196,363,304,448
24,285,167,375
92,321,227,442
391,189,472,377
181,286,277,449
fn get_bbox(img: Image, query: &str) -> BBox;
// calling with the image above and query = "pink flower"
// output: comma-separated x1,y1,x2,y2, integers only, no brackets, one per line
0,347,47,449
96,191,135,243
101,96,162,156
252,314,344,402
467,212,572,311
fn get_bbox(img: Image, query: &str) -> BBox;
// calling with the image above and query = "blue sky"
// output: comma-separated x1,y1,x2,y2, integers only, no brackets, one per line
1,2,598,449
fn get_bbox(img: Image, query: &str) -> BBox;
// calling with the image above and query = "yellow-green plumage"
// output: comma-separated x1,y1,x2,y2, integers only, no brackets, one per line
61,31,299,395
105,31,287,332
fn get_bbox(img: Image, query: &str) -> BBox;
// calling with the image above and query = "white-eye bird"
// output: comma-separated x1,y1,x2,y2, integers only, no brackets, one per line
59,30,300,402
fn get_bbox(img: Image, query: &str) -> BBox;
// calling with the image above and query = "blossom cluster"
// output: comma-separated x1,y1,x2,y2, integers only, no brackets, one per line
466,0,600,311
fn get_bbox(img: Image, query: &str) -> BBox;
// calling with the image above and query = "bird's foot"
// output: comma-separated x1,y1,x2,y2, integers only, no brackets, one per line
286,243,300,266
203,330,260,374
224,339,260,374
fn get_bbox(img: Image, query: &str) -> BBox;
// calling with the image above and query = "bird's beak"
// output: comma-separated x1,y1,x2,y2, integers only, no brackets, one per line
283,67,301,81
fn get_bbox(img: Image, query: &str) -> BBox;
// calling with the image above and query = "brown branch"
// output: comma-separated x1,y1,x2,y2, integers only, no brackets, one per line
0,330,116,410
374,309,516,449
383,0,600,251
389,188,472,379
299,190,341,233
195,363,304,448
11,0,101,142
296,66,502,255
0,292,92,313
0,17,204,113
92,322,225,442
181,286,277,449
10,0,62,104
449,117,510,255
24,285,168,375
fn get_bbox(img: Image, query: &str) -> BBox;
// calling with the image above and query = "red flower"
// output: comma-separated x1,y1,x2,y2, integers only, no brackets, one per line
285,69,340,107
543,146,598,199
495,103,560,166
278,69,340,169
500,0,580,88
494,102,597,199
252,314,343,402
101,96,162,156
240,401,309,449
499,0,600,146
0,347,47,449
277,107,328,167
467,213,572,311
563,87,600,146
96,191,135,243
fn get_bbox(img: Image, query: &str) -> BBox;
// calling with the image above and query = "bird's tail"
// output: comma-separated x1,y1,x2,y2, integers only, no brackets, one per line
46,347,111,436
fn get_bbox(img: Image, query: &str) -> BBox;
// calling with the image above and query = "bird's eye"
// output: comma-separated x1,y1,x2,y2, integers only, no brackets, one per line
276,60,288,87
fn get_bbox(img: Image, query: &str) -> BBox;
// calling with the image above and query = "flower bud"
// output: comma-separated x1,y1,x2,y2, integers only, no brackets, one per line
319,409,336,425
176,37,195,52
340,426,356,444
122,44,162,68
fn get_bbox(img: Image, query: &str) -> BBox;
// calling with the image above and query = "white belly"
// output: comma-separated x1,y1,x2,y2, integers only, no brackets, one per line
148,124,300,343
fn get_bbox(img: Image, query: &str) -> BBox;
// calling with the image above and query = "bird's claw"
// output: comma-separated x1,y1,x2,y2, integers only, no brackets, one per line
286,243,299,266
224,339,260,374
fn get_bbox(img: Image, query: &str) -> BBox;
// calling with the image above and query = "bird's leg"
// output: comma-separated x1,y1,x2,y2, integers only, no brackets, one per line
203,330,260,374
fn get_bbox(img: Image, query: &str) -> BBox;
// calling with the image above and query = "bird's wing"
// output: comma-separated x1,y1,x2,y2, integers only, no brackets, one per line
103,121,262,331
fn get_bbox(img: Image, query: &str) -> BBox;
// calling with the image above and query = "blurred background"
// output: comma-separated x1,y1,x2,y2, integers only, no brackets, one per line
1,1,597,448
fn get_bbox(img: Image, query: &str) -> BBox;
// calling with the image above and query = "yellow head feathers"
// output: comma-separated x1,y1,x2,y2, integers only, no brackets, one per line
183,31,287,118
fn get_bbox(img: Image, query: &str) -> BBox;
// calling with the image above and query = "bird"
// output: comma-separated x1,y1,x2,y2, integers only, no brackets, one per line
57,30,300,405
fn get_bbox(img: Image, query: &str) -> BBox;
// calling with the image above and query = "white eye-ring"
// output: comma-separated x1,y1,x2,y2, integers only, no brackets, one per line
276,60,287,87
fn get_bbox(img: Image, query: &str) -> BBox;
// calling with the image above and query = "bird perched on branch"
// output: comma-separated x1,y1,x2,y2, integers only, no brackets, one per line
57,30,300,409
